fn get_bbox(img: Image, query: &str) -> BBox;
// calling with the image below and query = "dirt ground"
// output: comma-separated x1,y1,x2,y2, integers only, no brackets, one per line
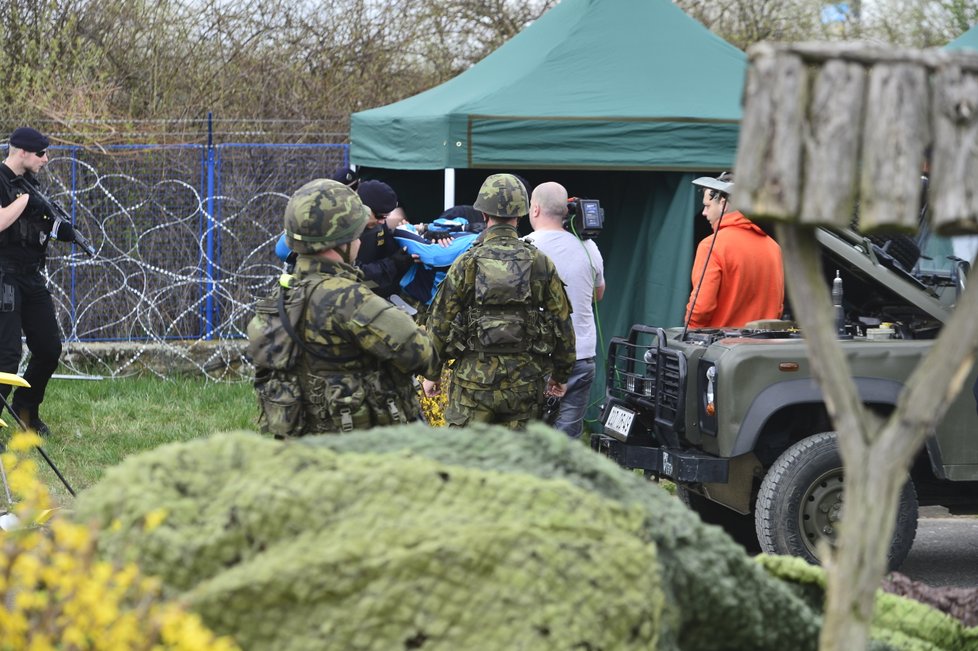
882,572,978,627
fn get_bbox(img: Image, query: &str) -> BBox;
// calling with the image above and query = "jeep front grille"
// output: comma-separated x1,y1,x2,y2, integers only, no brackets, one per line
606,326,687,434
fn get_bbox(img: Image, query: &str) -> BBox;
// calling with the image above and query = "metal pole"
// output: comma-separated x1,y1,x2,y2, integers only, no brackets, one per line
69,147,79,334
444,168,455,210
0,392,75,497
204,112,217,340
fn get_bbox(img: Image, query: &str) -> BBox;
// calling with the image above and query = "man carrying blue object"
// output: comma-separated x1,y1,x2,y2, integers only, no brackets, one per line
393,210,481,306
355,180,417,299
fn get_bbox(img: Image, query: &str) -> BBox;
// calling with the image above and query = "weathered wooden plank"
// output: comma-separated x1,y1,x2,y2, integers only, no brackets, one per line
747,41,978,73
930,64,978,235
858,62,930,233
733,48,806,220
800,60,866,227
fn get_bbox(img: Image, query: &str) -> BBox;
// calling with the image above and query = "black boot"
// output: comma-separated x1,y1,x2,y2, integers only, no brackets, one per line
10,403,50,437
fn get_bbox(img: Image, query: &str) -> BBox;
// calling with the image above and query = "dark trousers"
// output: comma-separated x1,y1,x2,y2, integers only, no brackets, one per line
0,269,61,414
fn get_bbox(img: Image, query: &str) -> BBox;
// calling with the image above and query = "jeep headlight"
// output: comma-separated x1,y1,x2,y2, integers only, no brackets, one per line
698,362,719,436
705,365,717,416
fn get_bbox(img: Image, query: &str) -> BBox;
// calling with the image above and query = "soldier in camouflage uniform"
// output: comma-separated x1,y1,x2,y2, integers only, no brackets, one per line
248,179,437,437
422,174,576,429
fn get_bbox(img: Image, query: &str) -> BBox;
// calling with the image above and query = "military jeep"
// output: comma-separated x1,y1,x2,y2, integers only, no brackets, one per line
592,225,978,569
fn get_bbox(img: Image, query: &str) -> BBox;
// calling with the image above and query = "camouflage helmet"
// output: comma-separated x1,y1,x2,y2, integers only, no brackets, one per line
473,173,529,219
284,179,369,254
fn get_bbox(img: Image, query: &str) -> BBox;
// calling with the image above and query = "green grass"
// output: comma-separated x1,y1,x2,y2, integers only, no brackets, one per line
1,375,255,504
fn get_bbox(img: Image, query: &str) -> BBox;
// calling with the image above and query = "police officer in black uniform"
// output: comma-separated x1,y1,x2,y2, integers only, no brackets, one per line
355,180,415,299
0,127,66,434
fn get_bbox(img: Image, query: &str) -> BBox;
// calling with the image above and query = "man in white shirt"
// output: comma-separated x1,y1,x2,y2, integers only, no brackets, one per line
525,182,606,439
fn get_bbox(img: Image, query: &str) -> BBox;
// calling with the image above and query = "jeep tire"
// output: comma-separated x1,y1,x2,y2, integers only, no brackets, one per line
755,431,918,571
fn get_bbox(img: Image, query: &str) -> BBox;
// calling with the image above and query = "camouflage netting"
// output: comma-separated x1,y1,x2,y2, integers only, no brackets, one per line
75,423,826,651
73,428,664,650
758,554,978,651
307,422,824,651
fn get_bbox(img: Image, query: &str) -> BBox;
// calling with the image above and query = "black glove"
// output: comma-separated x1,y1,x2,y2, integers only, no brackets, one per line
52,219,76,242
390,247,415,274
424,230,454,243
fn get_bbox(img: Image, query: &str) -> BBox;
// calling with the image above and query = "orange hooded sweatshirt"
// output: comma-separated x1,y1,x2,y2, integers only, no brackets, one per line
685,211,784,328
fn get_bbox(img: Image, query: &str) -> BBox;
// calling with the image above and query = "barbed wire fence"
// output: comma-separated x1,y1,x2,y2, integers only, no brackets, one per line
9,118,352,382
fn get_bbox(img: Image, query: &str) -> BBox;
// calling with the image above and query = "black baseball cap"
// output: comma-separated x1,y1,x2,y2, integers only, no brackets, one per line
331,165,358,186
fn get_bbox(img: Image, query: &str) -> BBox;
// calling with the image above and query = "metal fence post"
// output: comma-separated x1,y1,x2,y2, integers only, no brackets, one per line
204,113,217,339
68,147,79,340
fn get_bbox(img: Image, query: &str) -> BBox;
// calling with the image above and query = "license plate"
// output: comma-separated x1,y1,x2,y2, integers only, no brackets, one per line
604,405,635,437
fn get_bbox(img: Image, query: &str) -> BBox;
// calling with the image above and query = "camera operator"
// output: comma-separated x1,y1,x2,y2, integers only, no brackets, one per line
525,181,606,439
0,127,64,435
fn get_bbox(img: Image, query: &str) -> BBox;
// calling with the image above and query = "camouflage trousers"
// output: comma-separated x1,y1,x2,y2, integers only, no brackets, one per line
444,379,545,430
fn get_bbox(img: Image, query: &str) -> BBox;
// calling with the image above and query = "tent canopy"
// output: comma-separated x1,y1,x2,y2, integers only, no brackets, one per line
947,23,978,50
349,0,749,428
351,0,747,171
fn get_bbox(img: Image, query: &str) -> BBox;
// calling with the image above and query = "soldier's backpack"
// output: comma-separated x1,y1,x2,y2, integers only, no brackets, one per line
247,275,364,438
247,276,414,437
465,241,556,355
246,277,311,437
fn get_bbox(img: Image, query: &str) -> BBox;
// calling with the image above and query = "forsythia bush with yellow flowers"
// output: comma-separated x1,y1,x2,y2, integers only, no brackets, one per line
0,432,240,651
418,365,451,427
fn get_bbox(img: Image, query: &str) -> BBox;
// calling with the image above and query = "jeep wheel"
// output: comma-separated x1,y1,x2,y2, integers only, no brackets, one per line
677,486,761,553
755,431,918,570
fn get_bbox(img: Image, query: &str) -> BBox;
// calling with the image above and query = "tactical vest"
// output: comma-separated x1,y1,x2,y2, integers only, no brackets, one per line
247,274,417,438
0,174,51,253
462,239,557,356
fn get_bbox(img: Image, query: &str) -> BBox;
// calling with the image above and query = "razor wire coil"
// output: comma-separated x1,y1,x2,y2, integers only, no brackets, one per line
20,142,350,381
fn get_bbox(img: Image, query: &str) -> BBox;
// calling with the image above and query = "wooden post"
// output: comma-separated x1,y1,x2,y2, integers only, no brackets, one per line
930,62,978,235
857,62,930,233
799,60,865,228
733,46,806,220
736,41,978,651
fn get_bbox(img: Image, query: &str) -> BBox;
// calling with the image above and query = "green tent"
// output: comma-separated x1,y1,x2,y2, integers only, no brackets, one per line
351,0,745,171
350,0,747,427
947,23,978,50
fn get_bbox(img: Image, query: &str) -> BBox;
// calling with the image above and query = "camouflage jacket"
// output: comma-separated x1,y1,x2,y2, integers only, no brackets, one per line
292,255,437,431
425,223,575,389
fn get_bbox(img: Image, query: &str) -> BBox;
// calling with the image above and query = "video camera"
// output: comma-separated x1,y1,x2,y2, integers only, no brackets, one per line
565,198,604,240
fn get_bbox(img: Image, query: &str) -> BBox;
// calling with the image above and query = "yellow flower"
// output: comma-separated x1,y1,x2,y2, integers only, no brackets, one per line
51,519,90,552
8,431,42,452
26,633,56,651
0,435,242,651
144,508,169,532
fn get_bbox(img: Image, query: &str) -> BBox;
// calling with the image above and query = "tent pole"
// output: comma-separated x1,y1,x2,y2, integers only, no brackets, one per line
444,169,455,209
